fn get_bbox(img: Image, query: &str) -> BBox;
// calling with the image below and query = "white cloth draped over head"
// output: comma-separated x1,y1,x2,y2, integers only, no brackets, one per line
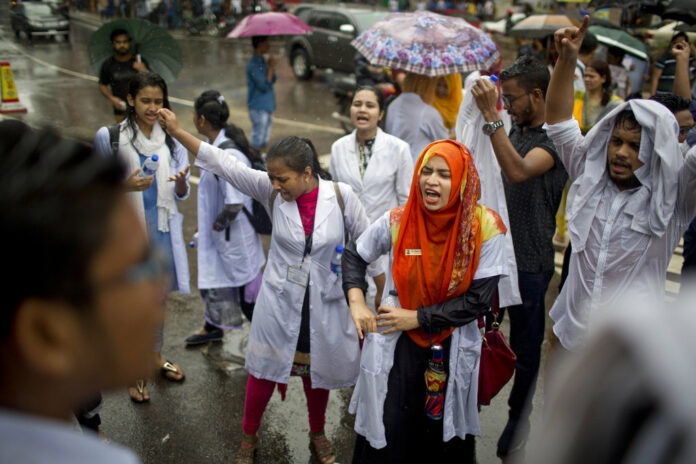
455,74,520,307
119,121,176,232
566,99,682,253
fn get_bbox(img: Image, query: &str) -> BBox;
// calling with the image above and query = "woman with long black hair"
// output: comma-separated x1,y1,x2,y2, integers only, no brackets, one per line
94,71,190,403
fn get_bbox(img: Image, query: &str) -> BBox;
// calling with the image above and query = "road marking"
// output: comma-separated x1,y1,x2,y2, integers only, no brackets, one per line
1,38,344,135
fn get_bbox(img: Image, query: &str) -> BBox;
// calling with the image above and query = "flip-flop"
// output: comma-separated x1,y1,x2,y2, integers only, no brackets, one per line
160,360,185,382
129,380,149,403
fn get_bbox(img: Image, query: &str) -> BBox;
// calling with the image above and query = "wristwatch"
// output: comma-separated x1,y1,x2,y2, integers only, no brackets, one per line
482,119,504,136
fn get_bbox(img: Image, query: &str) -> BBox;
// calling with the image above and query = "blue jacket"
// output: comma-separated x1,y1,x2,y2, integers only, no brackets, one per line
246,54,276,112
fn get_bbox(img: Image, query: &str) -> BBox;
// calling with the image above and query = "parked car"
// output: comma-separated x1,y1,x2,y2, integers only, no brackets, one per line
634,20,696,51
286,4,390,80
10,0,70,41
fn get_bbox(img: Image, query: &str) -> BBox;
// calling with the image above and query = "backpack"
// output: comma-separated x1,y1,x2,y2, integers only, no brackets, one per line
108,124,120,156
217,140,273,235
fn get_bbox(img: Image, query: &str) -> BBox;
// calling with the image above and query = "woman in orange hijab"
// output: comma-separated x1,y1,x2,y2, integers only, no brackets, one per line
342,139,508,462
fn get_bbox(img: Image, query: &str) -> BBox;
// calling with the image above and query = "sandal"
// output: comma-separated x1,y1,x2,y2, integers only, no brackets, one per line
234,433,258,464
160,360,185,382
309,431,336,464
128,380,149,403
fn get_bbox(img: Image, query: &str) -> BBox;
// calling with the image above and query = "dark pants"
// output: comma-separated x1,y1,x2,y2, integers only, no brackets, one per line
352,333,476,464
682,218,696,282
74,393,102,433
504,270,553,428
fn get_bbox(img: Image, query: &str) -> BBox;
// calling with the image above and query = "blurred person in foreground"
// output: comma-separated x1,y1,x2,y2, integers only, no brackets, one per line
545,16,696,353
0,120,163,463
525,288,696,463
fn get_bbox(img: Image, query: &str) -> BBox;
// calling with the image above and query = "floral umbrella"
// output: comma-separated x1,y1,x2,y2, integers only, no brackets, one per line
351,11,500,77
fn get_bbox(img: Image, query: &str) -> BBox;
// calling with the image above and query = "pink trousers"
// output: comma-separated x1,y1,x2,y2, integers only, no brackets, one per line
242,374,330,435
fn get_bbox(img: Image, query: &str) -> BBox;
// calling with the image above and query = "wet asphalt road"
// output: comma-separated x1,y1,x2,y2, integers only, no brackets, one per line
0,8,558,463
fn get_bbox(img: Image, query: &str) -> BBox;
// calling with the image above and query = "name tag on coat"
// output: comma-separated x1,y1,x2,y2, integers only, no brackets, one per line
405,249,422,256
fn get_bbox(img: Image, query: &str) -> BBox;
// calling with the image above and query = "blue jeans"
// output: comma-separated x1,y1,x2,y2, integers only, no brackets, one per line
249,108,273,149
504,270,553,425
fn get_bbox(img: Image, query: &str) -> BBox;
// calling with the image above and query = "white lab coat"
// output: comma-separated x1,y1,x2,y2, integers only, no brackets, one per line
195,141,374,389
456,74,520,307
93,126,190,294
349,212,508,447
330,128,413,225
385,92,448,163
197,130,265,289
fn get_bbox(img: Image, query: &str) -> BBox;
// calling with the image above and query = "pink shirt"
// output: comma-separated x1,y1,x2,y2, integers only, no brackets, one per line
296,186,318,236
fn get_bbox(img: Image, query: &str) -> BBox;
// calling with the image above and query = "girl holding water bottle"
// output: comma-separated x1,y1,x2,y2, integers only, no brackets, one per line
157,107,375,464
94,71,190,403
342,140,508,462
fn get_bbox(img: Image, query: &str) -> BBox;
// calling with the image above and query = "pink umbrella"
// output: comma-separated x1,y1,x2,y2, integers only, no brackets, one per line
226,12,312,38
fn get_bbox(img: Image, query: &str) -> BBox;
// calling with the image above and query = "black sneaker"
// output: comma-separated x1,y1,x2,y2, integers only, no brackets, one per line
185,329,224,346
496,418,530,458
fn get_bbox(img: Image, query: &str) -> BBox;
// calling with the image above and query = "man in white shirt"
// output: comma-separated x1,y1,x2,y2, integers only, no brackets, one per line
0,121,160,463
545,17,696,352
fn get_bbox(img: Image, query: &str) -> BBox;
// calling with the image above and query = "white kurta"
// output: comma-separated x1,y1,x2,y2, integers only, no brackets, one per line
385,92,448,163
197,130,265,289
456,75,521,307
195,142,373,389
546,118,696,351
348,212,508,448
0,409,140,464
94,125,191,294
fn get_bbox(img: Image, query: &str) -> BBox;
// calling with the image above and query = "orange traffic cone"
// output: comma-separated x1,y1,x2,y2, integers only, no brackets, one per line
0,61,27,114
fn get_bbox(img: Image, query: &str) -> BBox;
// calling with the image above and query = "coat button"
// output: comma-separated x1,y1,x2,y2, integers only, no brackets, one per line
309,281,313,286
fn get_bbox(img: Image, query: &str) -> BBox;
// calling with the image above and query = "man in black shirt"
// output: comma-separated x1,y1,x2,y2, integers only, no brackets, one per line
472,55,568,459
98,29,148,122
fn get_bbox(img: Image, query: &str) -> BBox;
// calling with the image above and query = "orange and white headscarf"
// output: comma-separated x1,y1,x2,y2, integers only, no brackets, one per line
390,139,506,347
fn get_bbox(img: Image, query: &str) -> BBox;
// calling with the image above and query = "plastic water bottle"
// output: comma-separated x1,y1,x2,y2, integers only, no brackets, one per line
424,344,447,420
188,231,198,248
139,154,159,177
330,245,344,274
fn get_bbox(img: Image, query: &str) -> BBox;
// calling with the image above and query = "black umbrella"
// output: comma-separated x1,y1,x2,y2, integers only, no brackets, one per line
660,0,696,24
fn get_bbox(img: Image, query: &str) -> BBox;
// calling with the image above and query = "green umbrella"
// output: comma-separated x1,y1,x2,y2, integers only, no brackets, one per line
88,19,182,83
588,25,650,61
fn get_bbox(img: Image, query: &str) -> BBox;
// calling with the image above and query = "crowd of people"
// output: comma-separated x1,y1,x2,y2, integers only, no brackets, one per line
3,12,696,464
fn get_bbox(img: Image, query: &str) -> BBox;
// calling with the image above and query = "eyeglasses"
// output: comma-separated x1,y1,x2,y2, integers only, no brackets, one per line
502,93,528,107
93,246,170,291
679,125,694,137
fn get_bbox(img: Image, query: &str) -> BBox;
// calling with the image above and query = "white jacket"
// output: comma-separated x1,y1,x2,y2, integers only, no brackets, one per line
330,128,413,225
197,130,265,289
349,212,508,447
195,141,372,389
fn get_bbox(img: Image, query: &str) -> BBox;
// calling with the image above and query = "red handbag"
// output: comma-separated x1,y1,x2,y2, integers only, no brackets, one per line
478,297,517,406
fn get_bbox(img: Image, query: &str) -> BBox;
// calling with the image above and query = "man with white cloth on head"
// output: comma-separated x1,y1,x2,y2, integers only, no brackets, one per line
546,16,696,352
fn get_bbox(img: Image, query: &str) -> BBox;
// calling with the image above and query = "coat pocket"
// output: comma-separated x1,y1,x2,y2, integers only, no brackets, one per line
320,272,345,302
359,332,385,375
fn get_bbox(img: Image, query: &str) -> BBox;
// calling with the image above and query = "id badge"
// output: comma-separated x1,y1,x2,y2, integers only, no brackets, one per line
287,258,310,287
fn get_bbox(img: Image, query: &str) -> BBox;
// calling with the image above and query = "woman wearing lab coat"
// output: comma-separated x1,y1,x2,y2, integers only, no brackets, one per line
330,85,413,307
343,140,508,463
185,91,265,345
158,108,374,464
94,72,189,403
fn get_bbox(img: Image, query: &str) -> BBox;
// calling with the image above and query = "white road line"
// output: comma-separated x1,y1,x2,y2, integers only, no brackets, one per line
2,38,345,135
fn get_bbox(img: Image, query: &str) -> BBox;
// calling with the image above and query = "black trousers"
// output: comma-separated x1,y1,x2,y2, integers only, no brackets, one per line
352,333,476,463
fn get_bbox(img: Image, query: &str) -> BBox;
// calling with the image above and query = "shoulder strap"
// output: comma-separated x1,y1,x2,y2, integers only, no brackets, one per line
333,181,349,242
269,190,279,218
218,139,238,150
108,124,120,156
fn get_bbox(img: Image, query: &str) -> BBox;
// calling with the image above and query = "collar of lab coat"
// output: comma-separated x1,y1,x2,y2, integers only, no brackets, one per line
277,178,339,233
